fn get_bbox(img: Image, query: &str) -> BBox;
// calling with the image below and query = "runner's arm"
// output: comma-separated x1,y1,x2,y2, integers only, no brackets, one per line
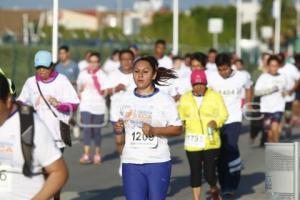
287,79,300,95
245,86,253,109
143,124,182,137
215,94,229,128
32,157,68,200
254,86,279,97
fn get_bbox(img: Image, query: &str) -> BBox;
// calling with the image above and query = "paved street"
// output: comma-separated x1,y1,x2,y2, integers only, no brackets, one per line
60,122,296,200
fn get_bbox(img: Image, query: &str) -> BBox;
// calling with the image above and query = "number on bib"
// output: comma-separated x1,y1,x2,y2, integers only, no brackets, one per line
184,134,206,149
127,127,158,148
0,167,13,192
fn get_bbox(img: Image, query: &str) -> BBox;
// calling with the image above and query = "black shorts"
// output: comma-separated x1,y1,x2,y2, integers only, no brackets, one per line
263,112,283,131
186,149,219,187
285,102,293,112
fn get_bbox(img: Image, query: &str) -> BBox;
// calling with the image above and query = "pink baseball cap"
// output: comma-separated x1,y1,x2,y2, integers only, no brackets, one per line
191,69,207,85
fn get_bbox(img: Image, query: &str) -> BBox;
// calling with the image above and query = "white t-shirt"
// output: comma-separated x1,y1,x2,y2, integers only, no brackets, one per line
78,59,89,72
236,69,252,99
17,74,80,148
102,59,120,75
156,79,177,97
114,89,182,164
255,73,287,113
77,70,110,115
207,70,252,124
278,63,300,102
0,111,62,200
158,55,173,69
176,65,191,79
194,96,203,108
173,66,192,95
206,63,217,71
108,69,136,122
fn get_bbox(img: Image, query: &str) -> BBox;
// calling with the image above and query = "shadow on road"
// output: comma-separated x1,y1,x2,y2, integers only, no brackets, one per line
240,124,250,135
169,137,184,146
168,175,190,197
102,151,119,162
72,186,124,200
171,156,183,165
222,172,265,200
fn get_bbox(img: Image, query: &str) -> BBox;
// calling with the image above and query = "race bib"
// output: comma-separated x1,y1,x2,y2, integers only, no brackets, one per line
185,134,206,149
0,166,13,192
127,126,158,148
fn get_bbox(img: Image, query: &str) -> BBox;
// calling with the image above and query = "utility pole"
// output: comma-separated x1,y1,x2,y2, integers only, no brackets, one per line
52,0,59,62
236,0,242,58
172,0,179,55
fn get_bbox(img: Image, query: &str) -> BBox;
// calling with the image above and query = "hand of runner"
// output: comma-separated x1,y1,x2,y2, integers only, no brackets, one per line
115,84,126,93
282,91,288,97
48,96,60,107
115,119,124,134
272,86,279,93
142,123,154,136
245,102,252,111
174,94,181,102
207,120,217,129
287,89,293,96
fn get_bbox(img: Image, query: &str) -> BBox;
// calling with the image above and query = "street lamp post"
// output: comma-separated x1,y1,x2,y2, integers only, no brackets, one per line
52,0,59,62
117,0,123,27
273,0,281,54
236,0,242,58
172,0,179,56
296,0,300,38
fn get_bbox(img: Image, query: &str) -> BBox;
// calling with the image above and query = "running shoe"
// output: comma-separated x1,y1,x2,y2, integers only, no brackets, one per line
79,154,92,164
210,188,222,200
94,154,101,165
222,190,235,198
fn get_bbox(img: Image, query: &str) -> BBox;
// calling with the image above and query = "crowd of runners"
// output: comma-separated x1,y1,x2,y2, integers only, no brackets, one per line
1,39,300,200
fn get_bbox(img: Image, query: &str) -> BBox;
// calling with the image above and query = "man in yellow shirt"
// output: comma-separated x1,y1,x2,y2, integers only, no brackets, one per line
178,69,228,200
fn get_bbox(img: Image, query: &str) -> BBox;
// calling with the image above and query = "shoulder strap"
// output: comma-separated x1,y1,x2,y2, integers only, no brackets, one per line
36,81,58,118
16,102,35,177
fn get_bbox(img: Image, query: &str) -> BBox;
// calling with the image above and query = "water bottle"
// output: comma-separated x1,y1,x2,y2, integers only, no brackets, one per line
207,127,215,143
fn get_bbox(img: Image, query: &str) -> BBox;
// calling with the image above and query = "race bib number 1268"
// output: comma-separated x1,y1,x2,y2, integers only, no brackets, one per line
127,127,158,148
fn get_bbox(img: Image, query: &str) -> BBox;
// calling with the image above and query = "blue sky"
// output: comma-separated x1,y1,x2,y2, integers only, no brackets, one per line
0,0,231,10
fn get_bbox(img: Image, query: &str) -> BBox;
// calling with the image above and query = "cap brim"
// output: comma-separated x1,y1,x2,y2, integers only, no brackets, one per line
35,64,51,68
192,82,207,86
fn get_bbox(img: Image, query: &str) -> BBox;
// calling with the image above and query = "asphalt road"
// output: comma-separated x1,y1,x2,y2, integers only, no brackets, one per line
60,122,298,200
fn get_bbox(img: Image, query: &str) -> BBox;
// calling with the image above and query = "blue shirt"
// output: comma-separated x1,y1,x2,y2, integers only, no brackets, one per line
55,60,79,82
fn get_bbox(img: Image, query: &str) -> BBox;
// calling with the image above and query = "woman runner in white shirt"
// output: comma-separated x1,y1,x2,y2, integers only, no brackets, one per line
18,50,80,151
77,52,125,164
114,56,182,200
0,72,68,200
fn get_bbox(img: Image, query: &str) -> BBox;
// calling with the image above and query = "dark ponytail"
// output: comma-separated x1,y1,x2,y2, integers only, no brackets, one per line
154,67,177,86
0,73,10,102
133,56,177,86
